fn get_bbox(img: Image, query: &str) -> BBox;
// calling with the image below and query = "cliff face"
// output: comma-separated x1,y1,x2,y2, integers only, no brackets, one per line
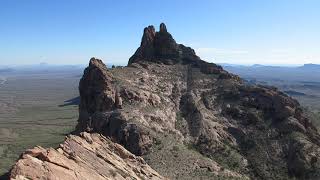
75,24,320,179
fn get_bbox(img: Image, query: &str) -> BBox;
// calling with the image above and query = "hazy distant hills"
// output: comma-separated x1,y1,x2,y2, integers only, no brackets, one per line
0,68,14,73
0,63,122,75
0,64,85,76
221,63,320,82
1,63,319,81
298,63,320,71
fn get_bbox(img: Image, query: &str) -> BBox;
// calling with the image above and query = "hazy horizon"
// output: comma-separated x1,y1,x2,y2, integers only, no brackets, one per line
1,61,319,68
1,0,320,65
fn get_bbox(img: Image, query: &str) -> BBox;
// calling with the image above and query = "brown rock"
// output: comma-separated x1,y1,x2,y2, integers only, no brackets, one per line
10,133,165,180
76,57,116,132
199,62,223,74
115,91,123,109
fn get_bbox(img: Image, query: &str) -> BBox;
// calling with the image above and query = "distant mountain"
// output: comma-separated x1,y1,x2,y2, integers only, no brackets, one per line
217,63,246,67
0,64,86,76
299,63,320,71
0,68,14,73
222,63,320,82
251,64,266,68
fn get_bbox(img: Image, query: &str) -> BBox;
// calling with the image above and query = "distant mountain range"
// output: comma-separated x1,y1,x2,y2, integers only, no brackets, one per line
0,64,86,75
298,63,320,70
220,63,320,69
0,68,14,73
221,63,320,82
0,62,123,74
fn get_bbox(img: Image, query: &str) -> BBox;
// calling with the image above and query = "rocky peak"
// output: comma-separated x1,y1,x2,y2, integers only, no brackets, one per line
129,23,200,65
76,58,116,131
128,23,235,80
141,25,156,47
159,22,167,33
71,24,320,179
89,57,107,68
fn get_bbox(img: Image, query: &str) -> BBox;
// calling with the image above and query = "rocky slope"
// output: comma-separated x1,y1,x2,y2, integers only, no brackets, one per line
9,132,164,180
8,23,320,180
75,23,320,179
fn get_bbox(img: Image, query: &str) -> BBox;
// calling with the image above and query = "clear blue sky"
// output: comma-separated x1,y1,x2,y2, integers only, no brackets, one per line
1,0,320,65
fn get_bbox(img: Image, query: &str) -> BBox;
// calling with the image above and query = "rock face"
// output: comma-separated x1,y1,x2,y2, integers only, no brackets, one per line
75,24,320,179
76,57,153,156
10,132,164,180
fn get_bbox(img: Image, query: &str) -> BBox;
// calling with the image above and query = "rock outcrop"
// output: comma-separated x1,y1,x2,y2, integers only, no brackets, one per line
76,57,153,156
75,23,320,179
128,23,229,79
9,132,164,180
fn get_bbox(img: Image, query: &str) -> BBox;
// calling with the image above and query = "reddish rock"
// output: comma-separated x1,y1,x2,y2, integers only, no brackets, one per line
9,133,165,180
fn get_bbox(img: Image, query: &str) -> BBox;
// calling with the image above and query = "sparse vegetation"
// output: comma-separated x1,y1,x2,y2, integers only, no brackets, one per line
0,71,79,175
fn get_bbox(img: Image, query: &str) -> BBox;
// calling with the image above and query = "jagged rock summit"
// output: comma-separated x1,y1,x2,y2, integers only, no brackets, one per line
8,23,320,180
129,23,201,65
129,23,235,78
128,23,186,65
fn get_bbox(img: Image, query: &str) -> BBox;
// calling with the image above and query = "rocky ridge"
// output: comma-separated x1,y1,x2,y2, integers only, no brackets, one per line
8,23,320,180
75,24,320,179
9,132,164,180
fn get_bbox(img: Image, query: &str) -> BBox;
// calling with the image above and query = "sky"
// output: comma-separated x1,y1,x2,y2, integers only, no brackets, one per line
0,0,320,66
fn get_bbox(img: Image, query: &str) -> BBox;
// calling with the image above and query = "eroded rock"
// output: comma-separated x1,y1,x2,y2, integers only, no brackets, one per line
10,133,165,180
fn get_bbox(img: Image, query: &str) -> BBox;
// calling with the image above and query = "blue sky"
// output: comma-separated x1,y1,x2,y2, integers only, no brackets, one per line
1,0,320,65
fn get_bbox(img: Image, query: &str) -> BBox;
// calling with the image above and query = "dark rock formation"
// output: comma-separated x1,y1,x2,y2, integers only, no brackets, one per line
76,57,152,156
128,23,230,79
159,23,167,32
76,57,116,132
